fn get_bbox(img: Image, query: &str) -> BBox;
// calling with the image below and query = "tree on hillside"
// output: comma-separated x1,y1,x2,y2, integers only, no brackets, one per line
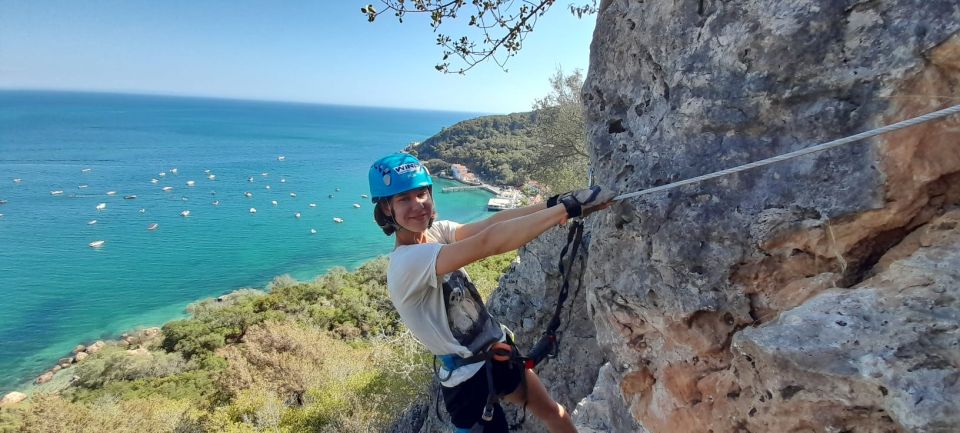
530,68,589,193
361,0,599,73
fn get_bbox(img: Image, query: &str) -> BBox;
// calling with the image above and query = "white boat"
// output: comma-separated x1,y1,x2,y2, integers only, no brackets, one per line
207,174,216,180
139,208,146,213
249,207,257,214
328,194,334,198
335,188,340,192
88,240,105,248
204,169,211,174
271,200,278,206
244,192,253,198
186,180,196,187
261,172,268,176
50,190,64,196
162,186,173,192
150,178,159,184
212,200,220,206
106,191,117,196
265,185,271,190
148,223,159,231
181,197,188,201
289,192,297,198
310,229,317,234
170,168,178,174
0,200,6,205
159,172,166,177
487,198,513,211
88,220,97,225
294,212,301,219
352,203,361,208
280,178,286,183
81,168,92,173
277,156,285,161
360,194,368,198
78,184,88,189
180,210,190,217
0,213,4,218
124,195,137,200
96,203,107,211
333,217,344,223
248,177,254,182
13,178,22,184
308,203,316,208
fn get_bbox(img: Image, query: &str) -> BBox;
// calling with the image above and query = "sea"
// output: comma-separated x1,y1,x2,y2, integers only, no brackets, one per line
0,90,492,394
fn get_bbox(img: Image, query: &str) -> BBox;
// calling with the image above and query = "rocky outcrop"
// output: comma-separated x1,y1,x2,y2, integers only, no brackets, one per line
35,371,54,385
0,391,27,406
570,0,960,432
732,210,960,433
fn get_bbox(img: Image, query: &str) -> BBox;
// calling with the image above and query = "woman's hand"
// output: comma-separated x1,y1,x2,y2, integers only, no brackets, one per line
548,186,616,219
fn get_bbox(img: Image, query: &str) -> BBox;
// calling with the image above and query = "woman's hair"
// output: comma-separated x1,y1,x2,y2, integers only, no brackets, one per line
373,200,398,236
372,187,437,236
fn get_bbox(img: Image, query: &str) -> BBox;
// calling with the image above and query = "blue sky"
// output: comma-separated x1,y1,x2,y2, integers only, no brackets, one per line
0,1,596,113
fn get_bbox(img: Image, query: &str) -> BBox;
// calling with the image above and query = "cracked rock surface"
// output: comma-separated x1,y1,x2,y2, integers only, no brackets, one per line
573,0,960,432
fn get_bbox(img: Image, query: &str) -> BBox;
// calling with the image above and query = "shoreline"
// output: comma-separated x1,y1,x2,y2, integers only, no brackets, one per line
4,287,269,398
2,179,496,397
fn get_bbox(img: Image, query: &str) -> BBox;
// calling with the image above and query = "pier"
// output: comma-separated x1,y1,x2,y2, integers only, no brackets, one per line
440,184,502,195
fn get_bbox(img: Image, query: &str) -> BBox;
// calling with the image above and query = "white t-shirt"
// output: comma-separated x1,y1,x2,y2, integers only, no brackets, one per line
387,220,504,387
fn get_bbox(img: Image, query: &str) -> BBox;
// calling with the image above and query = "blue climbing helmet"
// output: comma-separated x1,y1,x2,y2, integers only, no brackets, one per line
368,153,433,203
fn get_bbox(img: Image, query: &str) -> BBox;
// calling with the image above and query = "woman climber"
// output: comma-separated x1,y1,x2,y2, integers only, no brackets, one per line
368,153,613,433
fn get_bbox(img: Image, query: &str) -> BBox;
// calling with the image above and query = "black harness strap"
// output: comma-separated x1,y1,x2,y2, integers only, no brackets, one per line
522,220,585,368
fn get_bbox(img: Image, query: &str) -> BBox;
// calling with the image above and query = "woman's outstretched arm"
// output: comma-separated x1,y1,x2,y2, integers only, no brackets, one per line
436,205,568,275
454,201,547,241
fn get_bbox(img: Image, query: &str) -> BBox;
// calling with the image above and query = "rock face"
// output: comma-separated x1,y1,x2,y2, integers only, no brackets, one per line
569,0,960,432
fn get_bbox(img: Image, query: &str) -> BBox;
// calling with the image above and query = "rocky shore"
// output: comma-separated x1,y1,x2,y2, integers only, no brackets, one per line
0,285,269,408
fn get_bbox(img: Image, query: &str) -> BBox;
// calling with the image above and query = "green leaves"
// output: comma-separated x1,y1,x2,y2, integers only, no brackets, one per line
360,4,377,22
360,0,599,73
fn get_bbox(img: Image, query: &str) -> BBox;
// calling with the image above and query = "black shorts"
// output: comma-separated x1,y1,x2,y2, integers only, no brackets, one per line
441,359,525,432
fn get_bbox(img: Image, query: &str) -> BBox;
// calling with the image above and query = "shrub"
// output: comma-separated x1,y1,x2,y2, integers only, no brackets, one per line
72,346,191,389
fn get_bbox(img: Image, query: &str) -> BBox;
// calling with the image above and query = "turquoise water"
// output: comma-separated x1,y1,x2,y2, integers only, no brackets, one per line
0,91,491,393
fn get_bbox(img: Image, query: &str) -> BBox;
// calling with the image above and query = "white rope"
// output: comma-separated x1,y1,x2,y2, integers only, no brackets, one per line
613,104,960,202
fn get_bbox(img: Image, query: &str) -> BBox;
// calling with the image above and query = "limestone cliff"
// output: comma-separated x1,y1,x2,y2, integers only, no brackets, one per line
573,0,960,431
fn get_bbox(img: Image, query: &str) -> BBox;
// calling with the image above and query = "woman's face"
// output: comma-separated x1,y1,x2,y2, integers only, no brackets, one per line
386,187,434,232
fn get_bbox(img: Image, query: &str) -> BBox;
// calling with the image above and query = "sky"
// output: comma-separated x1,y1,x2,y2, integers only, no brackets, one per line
0,1,597,113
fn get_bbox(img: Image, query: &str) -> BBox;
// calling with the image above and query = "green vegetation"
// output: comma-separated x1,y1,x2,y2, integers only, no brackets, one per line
1,252,517,433
413,69,590,193
412,111,537,186
530,69,591,193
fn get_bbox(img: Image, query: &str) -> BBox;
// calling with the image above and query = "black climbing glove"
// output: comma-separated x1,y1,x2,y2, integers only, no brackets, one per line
547,186,615,218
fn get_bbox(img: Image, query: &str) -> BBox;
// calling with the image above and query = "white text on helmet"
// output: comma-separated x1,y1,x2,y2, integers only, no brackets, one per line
393,163,422,175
